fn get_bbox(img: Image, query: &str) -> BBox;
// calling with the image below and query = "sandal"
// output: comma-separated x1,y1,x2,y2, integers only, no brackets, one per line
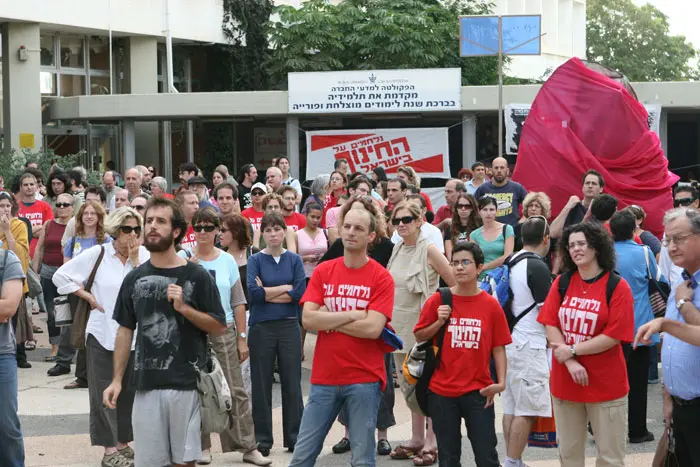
25,341,36,350
413,449,438,466
390,444,423,460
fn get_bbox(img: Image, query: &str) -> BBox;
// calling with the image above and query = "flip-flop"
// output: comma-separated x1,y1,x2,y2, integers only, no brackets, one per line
413,449,438,466
390,445,423,460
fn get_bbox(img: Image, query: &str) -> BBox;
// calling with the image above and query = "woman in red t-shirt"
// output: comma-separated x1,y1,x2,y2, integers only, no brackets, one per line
537,222,634,467
413,241,511,467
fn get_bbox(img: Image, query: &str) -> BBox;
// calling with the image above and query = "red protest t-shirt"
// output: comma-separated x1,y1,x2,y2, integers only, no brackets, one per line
284,212,306,232
537,272,634,403
433,204,451,226
414,290,512,398
180,225,197,251
301,257,395,390
19,200,54,257
241,207,264,230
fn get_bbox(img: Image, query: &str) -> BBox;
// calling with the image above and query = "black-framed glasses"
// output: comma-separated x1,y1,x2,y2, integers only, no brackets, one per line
674,197,696,207
194,224,217,233
120,225,142,235
391,215,416,226
55,203,72,208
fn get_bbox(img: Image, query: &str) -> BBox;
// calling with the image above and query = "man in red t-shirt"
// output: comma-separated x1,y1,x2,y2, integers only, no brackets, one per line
414,241,511,467
175,189,199,250
291,209,394,466
18,172,54,257
279,186,306,232
240,183,267,231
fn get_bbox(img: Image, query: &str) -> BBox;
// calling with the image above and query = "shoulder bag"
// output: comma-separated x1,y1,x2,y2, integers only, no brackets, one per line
645,246,671,318
69,246,106,350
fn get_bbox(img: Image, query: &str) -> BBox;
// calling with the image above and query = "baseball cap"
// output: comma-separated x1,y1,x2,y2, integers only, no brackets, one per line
251,182,268,194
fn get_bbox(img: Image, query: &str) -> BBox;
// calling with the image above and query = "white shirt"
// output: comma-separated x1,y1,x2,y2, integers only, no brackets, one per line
659,239,683,287
52,242,150,350
508,250,549,349
392,222,445,253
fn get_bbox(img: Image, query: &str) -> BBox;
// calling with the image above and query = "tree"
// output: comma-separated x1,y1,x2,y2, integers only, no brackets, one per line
265,0,500,87
587,0,698,82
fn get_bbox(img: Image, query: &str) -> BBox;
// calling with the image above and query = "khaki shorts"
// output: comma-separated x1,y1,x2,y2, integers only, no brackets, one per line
502,340,552,417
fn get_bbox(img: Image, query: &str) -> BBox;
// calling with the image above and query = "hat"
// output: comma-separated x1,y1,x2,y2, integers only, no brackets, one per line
188,176,208,186
251,182,268,194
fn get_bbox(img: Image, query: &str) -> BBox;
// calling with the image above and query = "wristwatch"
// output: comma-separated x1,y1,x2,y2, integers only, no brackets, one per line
677,299,689,311
569,345,577,357
238,332,247,339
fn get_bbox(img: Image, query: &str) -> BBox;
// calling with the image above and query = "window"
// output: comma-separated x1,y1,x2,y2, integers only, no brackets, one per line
40,35,55,67
60,74,86,97
89,36,110,71
89,75,110,95
60,35,85,69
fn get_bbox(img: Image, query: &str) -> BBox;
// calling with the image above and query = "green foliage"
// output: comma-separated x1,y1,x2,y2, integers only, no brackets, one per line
0,149,82,187
266,0,500,87
587,0,698,81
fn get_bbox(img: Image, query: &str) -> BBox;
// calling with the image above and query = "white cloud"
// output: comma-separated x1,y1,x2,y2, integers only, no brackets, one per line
631,0,700,49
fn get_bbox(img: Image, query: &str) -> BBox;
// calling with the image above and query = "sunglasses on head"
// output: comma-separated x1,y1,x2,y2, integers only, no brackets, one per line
674,197,696,207
55,202,72,208
194,224,217,233
391,215,416,226
120,225,142,235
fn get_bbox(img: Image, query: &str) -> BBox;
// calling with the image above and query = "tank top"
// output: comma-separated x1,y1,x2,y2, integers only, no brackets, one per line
297,228,328,278
43,221,67,267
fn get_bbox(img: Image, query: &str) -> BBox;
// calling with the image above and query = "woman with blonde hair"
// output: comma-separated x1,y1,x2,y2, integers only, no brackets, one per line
388,201,455,465
515,192,552,252
53,206,149,467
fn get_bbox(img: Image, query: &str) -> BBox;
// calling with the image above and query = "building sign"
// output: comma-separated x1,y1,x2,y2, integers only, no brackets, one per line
306,128,450,180
505,103,662,155
253,127,287,168
289,68,462,114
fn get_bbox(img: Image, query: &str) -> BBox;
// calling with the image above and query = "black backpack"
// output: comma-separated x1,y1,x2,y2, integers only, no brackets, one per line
557,270,621,307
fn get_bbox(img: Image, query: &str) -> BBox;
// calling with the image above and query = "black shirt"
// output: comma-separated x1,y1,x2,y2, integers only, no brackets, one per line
564,202,587,228
319,237,394,268
114,261,226,391
239,184,252,210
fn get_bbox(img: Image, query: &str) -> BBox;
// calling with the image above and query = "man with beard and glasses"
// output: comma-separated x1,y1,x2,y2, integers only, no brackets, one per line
104,197,226,467
474,157,527,226
279,186,306,232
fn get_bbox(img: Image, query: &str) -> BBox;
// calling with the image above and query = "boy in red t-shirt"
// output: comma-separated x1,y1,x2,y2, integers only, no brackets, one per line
414,241,511,467
290,209,394,467
240,183,267,230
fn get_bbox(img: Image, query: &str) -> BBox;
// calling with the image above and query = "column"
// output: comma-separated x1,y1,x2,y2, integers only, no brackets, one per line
122,121,136,169
123,36,159,170
287,116,301,179
462,112,477,169
2,22,42,153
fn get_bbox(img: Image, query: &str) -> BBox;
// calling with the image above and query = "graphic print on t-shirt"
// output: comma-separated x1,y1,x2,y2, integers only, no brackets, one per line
492,192,514,218
558,295,600,344
322,283,371,313
133,275,194,371
447,316,483,349
180,225,197,251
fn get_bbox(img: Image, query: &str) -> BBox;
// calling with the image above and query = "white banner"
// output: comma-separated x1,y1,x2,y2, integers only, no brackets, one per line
289,68,461,114
504,103,662,155
306,128,450,180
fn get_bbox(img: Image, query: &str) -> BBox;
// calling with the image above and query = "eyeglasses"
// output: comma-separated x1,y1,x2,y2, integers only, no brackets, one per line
55,203,72,208
132,205,146,211
450,259,473,268
119,226,142,235
456,203,472,210
194,224,217,233
391,215,416,226
662,232,698,247
674,197,696,207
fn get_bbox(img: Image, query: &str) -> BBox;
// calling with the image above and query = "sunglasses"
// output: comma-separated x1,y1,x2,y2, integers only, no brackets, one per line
252,191,265,197
194,224,217,233
55,203,72,208
526,215,550,236
456,203,472,210
674,197,695,207
120,225,142,235
391,215,416,226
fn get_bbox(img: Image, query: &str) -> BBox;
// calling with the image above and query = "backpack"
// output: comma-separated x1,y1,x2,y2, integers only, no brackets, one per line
479,250,540,331
401,287,452,417
557,270,621,308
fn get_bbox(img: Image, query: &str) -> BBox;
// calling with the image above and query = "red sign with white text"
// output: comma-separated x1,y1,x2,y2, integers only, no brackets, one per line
306,128,450,180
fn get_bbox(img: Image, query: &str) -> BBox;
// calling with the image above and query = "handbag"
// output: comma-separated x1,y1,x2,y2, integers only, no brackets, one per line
54,294,73,327
644,246,671,318
653,426,679,467
26,268,42,298
194,345,233,435
401,287,452,416
70,246,106,350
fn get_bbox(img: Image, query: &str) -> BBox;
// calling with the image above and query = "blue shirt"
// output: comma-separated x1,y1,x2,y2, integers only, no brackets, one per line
63,235,112,259
199,200,219,212
662,269,700,400
614,241,664,345
247,251,306,326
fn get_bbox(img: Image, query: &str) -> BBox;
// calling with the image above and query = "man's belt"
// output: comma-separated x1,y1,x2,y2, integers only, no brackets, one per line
671,395,700,407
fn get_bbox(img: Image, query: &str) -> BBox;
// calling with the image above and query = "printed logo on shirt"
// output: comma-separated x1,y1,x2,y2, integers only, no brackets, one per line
22,211,45,227
447,316,482,349
490,193,514,218
180,232,197,251
558,295,600,344
322,283,371,313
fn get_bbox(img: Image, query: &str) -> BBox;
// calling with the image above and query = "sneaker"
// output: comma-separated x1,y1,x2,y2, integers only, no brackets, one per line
243,449,273,466
47,364,70,376
101,452,133,467
118,446,134,460
377,439,392,456
197,449,212,465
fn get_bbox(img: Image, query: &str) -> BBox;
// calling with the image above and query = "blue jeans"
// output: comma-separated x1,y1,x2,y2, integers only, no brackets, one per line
289,382,382,467
0,353,24,467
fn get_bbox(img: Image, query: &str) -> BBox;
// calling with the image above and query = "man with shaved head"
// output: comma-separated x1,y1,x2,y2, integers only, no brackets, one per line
474,157,527,226
265,166,283,194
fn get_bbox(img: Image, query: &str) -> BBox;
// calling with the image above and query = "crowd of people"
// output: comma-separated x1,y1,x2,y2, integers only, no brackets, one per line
0,155,698,467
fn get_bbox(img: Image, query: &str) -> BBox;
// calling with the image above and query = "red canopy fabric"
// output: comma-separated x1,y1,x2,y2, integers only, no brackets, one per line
512,58,678,238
